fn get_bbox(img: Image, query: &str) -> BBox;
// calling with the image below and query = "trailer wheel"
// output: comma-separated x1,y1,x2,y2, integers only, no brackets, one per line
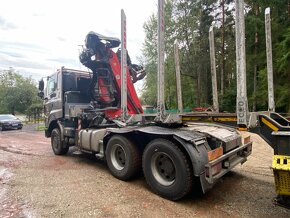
51,128,69,155
142,139,193,200
106,135,141,181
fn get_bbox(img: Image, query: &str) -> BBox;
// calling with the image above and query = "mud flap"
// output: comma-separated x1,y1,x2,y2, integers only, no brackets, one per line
199,172,214,193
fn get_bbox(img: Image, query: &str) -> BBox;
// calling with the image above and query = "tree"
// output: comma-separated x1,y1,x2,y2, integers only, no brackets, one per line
141,1,176,108
274,27,290,113
25,103,43,122
0,68,42,115
140,14,158,106
142,0,216,109
141,0,290,114
244,0,290,113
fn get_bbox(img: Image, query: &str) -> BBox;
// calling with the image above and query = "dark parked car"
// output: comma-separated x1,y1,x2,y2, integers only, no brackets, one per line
0,114,23,131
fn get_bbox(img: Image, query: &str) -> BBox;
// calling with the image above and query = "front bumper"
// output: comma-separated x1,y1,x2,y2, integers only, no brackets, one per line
2,123,23,130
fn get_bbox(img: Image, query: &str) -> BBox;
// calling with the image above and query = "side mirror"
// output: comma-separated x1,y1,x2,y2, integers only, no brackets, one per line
38,79,44,91
38,91,44,99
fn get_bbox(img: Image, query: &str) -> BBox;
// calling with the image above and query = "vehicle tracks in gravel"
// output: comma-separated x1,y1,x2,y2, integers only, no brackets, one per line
0,167,35,218
0,145,48,157
1,127,289,217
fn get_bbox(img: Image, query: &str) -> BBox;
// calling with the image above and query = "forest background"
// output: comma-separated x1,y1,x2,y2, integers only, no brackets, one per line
140,0,290,115
0,0,289,117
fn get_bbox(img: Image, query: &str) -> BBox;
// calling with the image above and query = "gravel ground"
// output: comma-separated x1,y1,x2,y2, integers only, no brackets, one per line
0,124,289,217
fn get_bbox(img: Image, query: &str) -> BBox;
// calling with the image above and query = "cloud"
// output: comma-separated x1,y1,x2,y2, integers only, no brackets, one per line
46,57,79,67
0,16,17,30
57,36,66,42
0,40,49,54
0,40,52,71
0,53,51,70
0,0,156,82
0,51,24,58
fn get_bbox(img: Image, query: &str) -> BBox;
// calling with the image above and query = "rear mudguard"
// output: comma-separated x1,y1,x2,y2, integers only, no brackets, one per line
104,125,210,190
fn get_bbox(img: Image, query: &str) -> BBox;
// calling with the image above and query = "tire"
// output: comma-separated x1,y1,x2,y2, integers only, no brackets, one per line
51,128,69,155
0,125,3,131
142,138,193,200
106,135,141,181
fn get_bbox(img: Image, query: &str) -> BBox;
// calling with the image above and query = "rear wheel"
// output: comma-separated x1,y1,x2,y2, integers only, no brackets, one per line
51,128,69,155
142,138,193,200
106,135,141,180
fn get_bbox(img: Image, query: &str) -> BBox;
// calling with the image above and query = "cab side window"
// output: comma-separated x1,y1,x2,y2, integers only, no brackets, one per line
47,75,57,98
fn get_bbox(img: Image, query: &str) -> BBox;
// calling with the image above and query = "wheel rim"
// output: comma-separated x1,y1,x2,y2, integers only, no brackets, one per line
110,144,126,170
151,152,176,186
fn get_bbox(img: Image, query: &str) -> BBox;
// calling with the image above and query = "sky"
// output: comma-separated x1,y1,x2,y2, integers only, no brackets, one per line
0,0,157,84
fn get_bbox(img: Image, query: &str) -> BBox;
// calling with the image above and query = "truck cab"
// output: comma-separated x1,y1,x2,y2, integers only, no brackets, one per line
40,68,92,138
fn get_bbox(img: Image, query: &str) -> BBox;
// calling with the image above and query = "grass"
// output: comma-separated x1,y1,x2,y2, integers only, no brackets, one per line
24,119,44,124
35,125,46,131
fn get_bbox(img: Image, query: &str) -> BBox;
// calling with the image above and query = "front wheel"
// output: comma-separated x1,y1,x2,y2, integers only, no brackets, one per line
106,135,141,180
142,139,193,200
51,128,69,155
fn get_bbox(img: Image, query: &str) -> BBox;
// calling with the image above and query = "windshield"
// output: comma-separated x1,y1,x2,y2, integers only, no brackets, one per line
0,115,17,121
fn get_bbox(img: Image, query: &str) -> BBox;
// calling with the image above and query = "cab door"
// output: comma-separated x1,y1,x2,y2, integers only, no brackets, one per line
44,71,63,127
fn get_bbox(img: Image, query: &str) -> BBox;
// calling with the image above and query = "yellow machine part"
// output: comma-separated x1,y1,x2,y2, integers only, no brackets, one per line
272,155,290,196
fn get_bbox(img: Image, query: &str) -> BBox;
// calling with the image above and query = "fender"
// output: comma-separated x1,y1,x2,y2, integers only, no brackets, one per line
104,125,211,191
57,120,65,142
172,136,213,193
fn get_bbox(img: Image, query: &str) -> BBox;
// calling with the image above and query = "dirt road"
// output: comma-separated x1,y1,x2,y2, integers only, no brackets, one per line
0,125,289,217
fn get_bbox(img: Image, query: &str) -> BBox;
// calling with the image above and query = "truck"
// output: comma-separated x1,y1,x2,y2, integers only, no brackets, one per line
38,0,290,207
37,27,252,200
